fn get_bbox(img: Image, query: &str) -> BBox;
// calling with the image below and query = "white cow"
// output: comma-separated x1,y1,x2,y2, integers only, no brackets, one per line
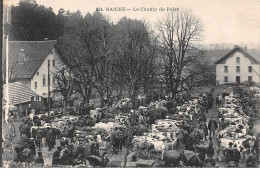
94,122,114,132
220,138,246,150
150,141,165,160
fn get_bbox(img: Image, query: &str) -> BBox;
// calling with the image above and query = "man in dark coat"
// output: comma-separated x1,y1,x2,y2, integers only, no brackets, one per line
33,116,39,126
208,117,218,137
36,119,42,126
199,122,208,140
67,123,75,139
224,142,234,164
219,118,226,130
35,151,44,165
36,127,43,151
77,142,86,165
46,128,54,151
52,146,62,165
233,145,241,167
200,113,207,123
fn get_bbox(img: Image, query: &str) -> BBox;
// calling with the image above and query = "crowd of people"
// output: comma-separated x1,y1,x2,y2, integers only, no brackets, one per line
2,85,260,168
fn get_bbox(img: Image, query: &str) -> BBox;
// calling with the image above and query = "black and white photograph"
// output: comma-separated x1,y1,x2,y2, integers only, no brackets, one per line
1,0,260,168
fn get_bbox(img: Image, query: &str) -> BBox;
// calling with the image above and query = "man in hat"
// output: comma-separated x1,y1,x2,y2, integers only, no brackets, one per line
36,127,43,151
33,115,39,126
208,117,218,137
52,146,62,165
219,118,226,130
35,151,44,164
199,121,208,140
46,127,54,151
77,142,86,165
224,142,234,164
36,119,42,126
233,144,241,167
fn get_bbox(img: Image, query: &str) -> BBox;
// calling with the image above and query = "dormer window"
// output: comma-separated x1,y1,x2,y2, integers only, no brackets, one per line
19,48,25,64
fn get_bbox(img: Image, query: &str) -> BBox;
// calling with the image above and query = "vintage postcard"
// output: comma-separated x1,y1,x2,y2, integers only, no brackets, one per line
1,0,260,168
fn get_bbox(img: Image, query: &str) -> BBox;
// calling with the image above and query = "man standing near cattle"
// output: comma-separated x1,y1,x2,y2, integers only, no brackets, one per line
36,127,43,151
208,117,218,137
46,127,54,151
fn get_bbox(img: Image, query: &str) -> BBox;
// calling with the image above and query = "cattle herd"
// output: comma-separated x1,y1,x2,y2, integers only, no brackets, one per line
2,85,260,168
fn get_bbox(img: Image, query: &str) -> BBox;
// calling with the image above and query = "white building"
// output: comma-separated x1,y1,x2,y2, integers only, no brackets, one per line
8,40,66,100
215,45,260,85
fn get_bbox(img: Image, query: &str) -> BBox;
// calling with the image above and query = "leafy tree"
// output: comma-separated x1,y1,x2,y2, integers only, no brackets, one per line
10,0,66,41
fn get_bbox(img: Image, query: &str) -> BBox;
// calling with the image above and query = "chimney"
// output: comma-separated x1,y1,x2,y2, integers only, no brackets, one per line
245,45,247,51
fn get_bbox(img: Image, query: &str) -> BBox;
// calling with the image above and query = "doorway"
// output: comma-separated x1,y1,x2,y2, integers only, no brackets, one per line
236,76,240,84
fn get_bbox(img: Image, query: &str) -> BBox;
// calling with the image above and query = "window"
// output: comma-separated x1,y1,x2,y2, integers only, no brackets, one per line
224,76,228,82
248,66,252,72
53,60,55,67
248,76,252,82
236,76,240,83
236,66,240,73
34,96,42,101
19,48,25,64
35,82,37,89
43,74,46,86
236,57,240,64
53,75,55,84
224,66,228,72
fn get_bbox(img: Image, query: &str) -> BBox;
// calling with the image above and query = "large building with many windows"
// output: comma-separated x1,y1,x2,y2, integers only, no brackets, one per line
215,45,260,85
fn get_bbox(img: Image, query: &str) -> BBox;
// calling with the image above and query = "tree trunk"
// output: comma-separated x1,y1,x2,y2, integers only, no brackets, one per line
63,100,67,115
99,89,105,107
99,97,104,108
85,86,92,106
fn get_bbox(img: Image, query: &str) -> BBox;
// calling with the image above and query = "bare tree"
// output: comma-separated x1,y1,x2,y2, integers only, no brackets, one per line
84,12,116,107
57,12,117,107
114,18,158,98
157,9,204,97
56,12,94,106
54,66,77,114
113,18,158,166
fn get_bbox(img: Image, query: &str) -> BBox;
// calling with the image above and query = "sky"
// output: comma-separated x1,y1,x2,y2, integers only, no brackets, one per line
5,0,260,44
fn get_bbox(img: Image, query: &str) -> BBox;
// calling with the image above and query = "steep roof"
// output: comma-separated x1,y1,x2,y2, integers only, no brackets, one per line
214,45,260,64
3,82,37,105
6,40,57,80
201,49,231,65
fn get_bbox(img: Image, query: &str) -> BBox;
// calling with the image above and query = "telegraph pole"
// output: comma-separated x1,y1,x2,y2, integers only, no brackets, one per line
2,0,11,167
48,60,50,120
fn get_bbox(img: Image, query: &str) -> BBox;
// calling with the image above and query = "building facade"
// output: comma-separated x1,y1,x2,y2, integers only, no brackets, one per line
215,45,260,85
30,47,65,98
6,40,68,106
